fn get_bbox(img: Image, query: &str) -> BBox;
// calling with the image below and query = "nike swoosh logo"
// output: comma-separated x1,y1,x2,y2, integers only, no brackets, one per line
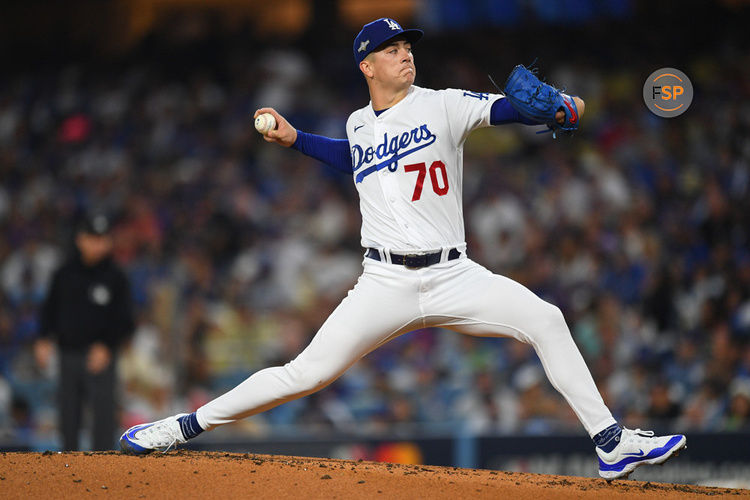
563,97,578,124
354,124,365,132
126,423,154,440
622,449,645,457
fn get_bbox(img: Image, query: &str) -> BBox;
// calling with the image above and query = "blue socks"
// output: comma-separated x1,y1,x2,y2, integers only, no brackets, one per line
177,412,205,440
593,423,622,453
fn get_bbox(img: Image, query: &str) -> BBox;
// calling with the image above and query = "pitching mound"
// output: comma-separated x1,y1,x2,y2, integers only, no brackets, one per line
1,451,748,499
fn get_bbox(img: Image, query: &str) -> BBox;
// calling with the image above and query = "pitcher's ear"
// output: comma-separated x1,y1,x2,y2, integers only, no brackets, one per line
360,58,375,79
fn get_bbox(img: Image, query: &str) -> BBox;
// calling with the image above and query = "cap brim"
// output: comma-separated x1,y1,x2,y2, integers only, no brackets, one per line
373,28,423,52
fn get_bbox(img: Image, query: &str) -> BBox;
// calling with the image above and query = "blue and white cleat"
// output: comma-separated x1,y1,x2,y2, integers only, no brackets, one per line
597,428,686,480
120,413,188,455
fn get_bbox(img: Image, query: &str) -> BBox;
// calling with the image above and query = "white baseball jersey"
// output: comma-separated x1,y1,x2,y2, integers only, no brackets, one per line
345,85,502,252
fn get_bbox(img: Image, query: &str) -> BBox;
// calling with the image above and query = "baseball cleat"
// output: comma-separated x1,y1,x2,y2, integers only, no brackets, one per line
597,428,686,480
120,413,189,455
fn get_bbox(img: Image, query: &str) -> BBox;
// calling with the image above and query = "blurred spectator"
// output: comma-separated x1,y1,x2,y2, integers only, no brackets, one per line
1,239,60,307
725,379,750,431
34,214,134,450
514,364,562,434
646,381,682,428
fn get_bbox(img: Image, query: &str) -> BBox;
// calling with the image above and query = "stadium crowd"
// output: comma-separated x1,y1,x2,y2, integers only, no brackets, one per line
0,22,749,449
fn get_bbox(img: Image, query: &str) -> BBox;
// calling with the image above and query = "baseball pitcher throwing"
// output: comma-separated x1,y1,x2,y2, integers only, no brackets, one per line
121,18,686,480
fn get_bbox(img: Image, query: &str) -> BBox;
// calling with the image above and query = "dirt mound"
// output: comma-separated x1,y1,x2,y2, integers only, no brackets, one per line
1,451,748,499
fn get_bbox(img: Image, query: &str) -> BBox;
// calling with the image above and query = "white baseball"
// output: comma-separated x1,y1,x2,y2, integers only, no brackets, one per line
255,113,276,135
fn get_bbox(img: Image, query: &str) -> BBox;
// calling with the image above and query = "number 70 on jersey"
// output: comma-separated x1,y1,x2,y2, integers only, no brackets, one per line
404,160,449,201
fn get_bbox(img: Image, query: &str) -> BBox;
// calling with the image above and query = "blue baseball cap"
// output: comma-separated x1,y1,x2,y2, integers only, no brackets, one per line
353,18,423,65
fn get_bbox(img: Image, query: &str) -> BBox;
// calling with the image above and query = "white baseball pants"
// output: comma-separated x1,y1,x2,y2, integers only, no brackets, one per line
196,256,616,437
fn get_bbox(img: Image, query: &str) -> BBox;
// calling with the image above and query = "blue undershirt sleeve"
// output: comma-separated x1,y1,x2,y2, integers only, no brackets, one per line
291,131,353,175
490,97,540,126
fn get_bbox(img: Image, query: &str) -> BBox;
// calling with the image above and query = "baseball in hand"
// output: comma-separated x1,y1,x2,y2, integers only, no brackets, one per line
255,113,276,135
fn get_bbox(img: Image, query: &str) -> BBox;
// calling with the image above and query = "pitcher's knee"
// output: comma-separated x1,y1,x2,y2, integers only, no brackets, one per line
548,304,567,327
528,303,570,341
284,360,336,394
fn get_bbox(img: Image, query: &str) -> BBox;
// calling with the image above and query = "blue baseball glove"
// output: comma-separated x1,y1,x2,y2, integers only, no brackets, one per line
498,64,579,137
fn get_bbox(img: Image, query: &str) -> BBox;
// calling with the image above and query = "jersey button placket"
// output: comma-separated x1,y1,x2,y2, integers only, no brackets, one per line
374,120,410,240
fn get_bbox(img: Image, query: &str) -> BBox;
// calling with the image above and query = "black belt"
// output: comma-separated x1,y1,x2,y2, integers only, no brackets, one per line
365,248,461,269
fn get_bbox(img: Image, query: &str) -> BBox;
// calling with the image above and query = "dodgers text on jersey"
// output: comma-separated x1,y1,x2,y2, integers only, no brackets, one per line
351,124,436,183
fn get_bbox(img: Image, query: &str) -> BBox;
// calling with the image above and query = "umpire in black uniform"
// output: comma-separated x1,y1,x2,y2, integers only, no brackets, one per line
34,213,135,450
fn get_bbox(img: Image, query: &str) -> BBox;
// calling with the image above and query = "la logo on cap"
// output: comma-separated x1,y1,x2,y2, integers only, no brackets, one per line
384,19,400,30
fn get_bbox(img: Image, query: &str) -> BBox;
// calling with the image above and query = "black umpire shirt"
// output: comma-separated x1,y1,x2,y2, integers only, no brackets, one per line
39,251,135,351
